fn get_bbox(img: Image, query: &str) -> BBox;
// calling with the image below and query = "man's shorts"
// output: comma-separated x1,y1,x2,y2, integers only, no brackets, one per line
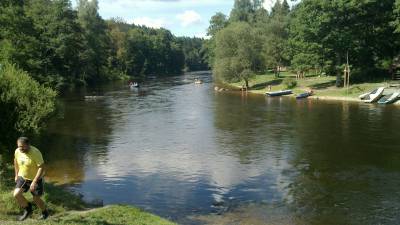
15,176,44,196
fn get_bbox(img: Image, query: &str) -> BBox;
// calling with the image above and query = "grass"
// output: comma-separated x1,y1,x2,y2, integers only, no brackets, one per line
230,71,398,99
0,165,176,225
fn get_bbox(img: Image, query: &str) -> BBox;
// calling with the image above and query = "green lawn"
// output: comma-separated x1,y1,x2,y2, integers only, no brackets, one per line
230,71,397,99
0,165,176,225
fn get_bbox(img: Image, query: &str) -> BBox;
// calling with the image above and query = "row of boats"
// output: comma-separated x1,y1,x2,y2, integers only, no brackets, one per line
265,87,400,104
359,87,400,104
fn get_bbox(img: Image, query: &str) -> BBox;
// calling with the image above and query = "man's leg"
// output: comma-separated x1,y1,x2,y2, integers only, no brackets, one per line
13,188,28,208
13,188,32,221
32,195,46,211
32,179,49,220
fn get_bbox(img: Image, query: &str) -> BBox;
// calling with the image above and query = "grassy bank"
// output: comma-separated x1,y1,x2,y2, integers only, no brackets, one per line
229,72,399,101
0,165,176,225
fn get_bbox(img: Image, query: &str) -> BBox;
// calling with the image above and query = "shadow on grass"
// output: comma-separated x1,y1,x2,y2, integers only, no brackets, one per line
309,80,336,90
251,79,283,90
44,183,90,211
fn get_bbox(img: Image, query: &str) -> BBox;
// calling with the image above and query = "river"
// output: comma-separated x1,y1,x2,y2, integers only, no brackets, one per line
37,71,400,225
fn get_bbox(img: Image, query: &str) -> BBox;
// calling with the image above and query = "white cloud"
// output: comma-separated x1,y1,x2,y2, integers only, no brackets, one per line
176,10,202,27
130,17,167,29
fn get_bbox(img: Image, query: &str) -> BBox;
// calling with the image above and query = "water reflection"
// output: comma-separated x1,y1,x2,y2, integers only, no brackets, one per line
37,72,400,224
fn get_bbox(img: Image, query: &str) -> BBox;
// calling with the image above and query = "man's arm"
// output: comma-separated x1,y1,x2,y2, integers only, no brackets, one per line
14,158,19,182
30,165,44,192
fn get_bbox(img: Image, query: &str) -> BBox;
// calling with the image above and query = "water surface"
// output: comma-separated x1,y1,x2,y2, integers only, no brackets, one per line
38,72,400,224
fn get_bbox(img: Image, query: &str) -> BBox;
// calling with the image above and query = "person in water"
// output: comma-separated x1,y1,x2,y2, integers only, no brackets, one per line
13,137,49,221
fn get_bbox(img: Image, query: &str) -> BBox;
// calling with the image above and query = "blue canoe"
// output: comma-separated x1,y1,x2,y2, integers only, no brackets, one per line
265,90,293,97
296,92,312,99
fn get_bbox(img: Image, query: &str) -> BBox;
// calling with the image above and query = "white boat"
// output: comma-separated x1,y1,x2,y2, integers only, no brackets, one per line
359,92,372,100
362,87,385,103
377,92,400,104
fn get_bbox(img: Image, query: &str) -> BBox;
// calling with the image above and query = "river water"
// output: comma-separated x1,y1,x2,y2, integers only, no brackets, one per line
37,71,400,225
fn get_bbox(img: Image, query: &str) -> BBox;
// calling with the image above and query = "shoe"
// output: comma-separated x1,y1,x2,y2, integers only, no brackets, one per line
17,202,33,221
38,209,49,220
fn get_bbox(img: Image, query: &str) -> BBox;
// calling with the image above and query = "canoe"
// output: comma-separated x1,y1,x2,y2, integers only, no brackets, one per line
296,92,312,99
363,87,385,103
377,92,400,104
266,90,293,97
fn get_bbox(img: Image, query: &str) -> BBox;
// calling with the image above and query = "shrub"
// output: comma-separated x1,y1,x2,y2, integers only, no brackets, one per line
0,63,57,148
283,78,297,89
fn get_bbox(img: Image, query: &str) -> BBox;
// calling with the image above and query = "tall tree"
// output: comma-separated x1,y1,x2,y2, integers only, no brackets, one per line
0,0,40,75
77,0,111,84
289,0,398,85
25,0,84,87
214,22,264,88
394,0,400,33
230,0,255,23
262,0,290,77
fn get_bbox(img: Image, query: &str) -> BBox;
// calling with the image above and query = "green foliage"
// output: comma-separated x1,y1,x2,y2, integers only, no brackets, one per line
0,0,202,88
207,0,400,87
283,77,297,89
394,0,400,33
177,37,209,71
288,0,399,86
0,63,57,148
214,22,264,87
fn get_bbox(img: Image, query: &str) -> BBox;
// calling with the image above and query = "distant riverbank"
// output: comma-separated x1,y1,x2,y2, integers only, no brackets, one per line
223,72,400,105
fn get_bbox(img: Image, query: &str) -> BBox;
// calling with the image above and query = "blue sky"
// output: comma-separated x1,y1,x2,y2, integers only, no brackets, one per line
74,0,298,38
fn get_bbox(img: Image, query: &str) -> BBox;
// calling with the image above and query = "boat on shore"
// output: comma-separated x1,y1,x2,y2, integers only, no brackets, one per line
265,90,293,97
296,92,312,99
377,92,400,104
362,87,385,103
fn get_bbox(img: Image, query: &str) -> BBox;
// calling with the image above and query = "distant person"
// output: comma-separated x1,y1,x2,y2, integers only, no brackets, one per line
13,137,48,221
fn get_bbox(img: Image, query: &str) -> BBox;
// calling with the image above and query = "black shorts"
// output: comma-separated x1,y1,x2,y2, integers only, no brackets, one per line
15,176,44,196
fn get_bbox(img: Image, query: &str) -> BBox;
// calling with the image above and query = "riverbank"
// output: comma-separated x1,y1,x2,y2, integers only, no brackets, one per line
0,165,176,225
227,72,400,104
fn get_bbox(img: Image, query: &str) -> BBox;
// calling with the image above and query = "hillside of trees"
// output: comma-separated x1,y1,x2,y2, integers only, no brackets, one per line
0,0,208,154
0,0,207,89
205,0,400,88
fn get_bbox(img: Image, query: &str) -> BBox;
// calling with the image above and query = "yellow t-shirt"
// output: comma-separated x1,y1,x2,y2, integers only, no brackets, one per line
14,146,44,180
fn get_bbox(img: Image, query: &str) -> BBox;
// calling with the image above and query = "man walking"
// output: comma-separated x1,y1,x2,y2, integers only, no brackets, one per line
13,137,49,221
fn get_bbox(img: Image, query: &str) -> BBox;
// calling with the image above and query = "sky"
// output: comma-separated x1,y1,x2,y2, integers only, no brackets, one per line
73,0,298,38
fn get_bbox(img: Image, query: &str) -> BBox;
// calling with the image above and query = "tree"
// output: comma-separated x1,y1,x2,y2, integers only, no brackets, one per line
25,0,84,87
214,22,264,88
394,0,400,33
77,0,111,84
289,0,398,85
0,0,41,76
0,63,56,151
230,0,255,23
207,12,228,36
262,0,290,77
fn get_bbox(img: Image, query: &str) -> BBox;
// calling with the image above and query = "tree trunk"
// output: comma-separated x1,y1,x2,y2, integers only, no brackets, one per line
245,79,249,89
335,53,342,87
276,65,280,77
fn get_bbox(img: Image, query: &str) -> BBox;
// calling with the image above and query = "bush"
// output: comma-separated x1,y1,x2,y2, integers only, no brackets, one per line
0,63,57,148
283,77,297,89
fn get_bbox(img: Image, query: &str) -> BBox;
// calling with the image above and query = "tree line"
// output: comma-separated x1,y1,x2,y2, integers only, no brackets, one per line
0,0,208,155
205,0,400,88
0,0,208,89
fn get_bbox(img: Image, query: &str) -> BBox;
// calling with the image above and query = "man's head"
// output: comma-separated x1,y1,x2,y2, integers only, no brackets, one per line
17,137,30,153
